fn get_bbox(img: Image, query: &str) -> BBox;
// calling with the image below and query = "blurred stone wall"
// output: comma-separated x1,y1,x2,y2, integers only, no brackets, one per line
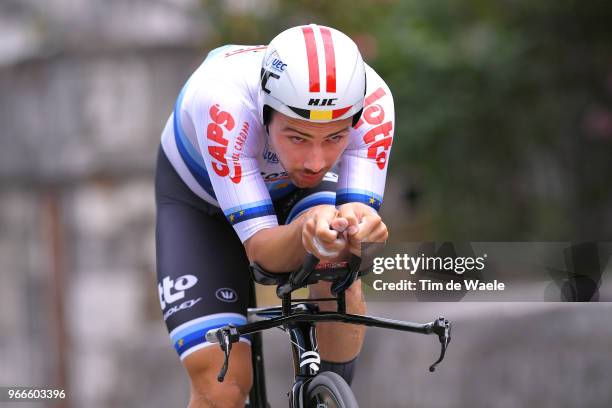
0,1,208,407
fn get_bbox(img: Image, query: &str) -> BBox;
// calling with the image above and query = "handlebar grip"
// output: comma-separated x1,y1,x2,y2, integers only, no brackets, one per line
298,253,321,278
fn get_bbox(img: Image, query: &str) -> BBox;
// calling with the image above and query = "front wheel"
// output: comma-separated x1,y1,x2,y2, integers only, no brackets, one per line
302,371,358,408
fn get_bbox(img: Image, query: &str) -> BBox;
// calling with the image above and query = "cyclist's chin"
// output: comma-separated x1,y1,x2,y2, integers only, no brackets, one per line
290,171,325,188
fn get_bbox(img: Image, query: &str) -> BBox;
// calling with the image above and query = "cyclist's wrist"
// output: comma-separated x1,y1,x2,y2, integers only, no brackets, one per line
294,204,337,223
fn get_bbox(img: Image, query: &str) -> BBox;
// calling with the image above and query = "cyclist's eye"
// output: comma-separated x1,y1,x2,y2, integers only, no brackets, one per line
290,136,305,144
327,134,345,143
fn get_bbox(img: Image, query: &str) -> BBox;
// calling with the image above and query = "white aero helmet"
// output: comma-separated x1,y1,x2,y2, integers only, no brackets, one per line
260,24,366,126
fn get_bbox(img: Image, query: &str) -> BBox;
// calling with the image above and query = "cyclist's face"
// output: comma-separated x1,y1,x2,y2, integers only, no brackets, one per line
268,112,352,188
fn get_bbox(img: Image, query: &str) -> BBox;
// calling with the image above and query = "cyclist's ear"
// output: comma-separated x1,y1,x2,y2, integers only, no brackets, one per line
263,105,274,127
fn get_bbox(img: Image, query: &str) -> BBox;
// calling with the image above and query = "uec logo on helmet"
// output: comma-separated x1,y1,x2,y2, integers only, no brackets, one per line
265,50,287,73
215,288,238,303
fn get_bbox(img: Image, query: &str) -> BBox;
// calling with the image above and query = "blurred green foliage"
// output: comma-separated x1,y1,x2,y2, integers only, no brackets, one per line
202,0,612,240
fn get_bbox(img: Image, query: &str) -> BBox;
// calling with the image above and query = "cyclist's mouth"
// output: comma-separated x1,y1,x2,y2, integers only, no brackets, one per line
298,171,324,184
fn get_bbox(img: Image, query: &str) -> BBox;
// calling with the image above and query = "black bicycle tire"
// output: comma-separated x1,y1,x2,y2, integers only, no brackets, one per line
302,371,359,408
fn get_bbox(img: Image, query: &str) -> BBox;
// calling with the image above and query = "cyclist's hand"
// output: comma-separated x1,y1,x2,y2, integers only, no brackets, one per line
301,205,348,260
337,203,388,256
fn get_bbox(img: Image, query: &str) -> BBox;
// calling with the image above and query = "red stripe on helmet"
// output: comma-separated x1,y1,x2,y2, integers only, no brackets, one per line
302,26,320,92
320,27,336,93
332,106,352,119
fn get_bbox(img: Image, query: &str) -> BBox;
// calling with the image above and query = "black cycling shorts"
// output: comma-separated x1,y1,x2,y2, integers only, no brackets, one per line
155,146,338,360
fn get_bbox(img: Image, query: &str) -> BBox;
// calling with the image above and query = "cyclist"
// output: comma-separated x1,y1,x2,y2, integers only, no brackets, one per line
156,24,394,407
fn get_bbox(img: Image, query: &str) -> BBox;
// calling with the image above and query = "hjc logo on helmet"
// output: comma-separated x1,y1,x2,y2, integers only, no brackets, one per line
308,98,337,107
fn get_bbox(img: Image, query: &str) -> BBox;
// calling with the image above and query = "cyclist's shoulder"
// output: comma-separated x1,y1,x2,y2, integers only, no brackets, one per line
364,63,394,104
191,44,266,89
180,46,265,123
346,64,395,151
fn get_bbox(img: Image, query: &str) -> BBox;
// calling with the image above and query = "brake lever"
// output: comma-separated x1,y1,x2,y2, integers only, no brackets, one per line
428,317,451,372
207,325,240,382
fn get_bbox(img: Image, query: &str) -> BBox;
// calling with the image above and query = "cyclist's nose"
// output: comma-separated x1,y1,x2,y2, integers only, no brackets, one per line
303,145,325,173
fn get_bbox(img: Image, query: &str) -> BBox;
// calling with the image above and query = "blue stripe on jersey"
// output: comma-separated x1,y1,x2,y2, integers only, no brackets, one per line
224,200,276,225
172,315,249,356
173,85,217,199
173,92,208,170
285,191,336,224
171,314,246,343
223,199,273,216
176,325,252,355
176,331,251,357
336,188,383,211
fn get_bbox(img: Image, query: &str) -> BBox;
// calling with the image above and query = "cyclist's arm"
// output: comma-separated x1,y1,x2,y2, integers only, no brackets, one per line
336,66,394,254
244,205,346,272
243,218,307,273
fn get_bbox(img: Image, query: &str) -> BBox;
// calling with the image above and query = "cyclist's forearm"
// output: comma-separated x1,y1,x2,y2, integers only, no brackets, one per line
244,221,307,273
